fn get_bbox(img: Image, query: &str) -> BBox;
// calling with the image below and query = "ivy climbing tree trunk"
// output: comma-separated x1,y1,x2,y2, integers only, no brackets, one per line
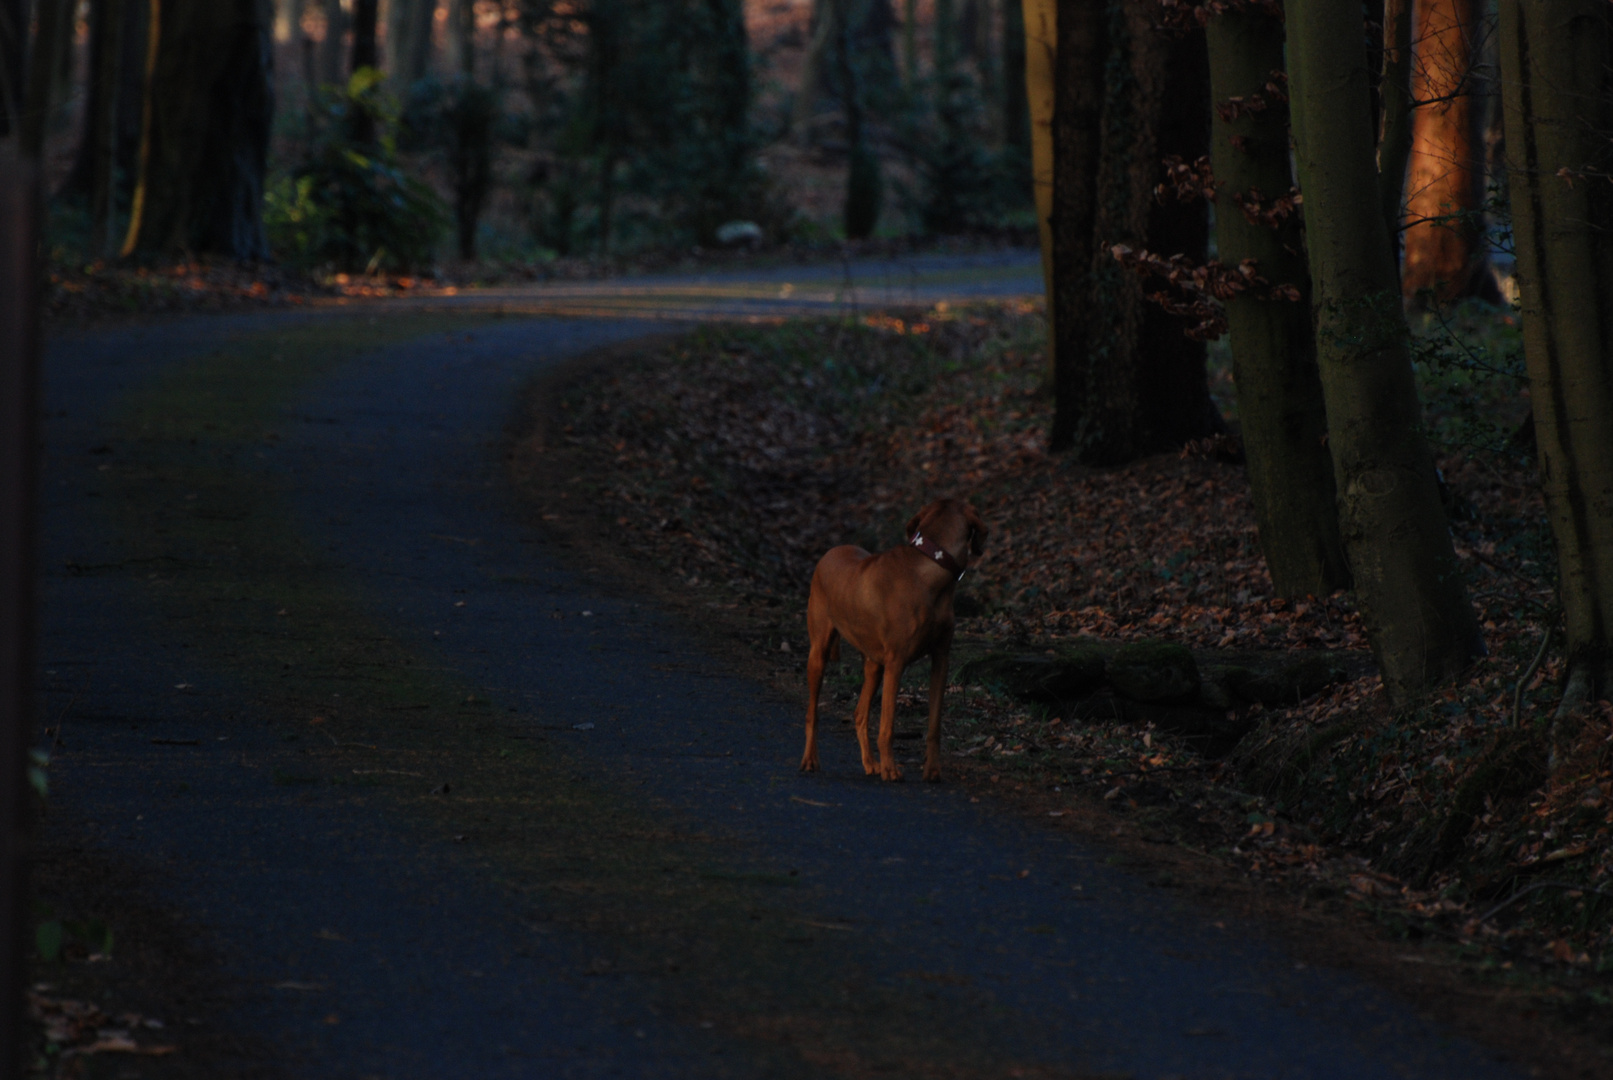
1205,7,1348,598
1498,0,1613,720
120,0,275,260
1287,0,1484,701
1402,0,1487,304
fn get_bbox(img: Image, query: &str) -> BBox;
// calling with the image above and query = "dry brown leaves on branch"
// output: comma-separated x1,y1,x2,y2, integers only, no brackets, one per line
1155,0,1284,31
1155,155,1216,204
1109,245,1301,340
1214,71,1289,123
1231,187,1303,230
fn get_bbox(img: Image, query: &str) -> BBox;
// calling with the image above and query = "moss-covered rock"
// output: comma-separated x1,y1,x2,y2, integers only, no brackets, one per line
1107,640,1199,704
955,648,1108,705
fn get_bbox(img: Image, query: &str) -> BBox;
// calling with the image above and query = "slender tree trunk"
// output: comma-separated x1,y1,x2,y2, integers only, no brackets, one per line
1379,0,1413,261
385,0,433,90
902,0,916,87
89,0,124,255
1002,0,1028,153
1021,0,1053,354
793,0,832,143
0,0,22,141
1287,0,1483,701
1402,0,1486,304
1498,0,1613,717
446,0,474,76
121,0,275,260
1206,8,1347,598
20,0,72,159
350,0,377,71
318,0,345,84
1047,0,1103,453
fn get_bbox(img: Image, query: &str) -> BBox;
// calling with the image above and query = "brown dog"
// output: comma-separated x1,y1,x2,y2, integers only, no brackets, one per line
800,498,987,781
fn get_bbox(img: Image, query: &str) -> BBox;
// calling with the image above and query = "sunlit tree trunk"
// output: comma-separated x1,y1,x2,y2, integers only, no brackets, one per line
121,0,275,260
1402,0,1486,304
1498,0,1613,718
1288,0,1483,701
1206,7,1348,598
1021,0,1054,355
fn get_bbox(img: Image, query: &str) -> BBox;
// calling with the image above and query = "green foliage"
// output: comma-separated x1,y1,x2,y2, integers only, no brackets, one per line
265,69,447,271
898,57,1027,234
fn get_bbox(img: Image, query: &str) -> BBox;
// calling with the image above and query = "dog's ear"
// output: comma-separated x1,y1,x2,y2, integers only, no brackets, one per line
965,507,988,558
905,511,923,540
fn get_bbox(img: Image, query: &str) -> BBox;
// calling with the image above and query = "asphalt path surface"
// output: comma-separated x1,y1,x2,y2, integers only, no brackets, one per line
37,253,1527,1078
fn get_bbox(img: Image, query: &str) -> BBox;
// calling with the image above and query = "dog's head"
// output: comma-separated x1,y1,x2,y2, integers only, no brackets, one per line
906,498,989,563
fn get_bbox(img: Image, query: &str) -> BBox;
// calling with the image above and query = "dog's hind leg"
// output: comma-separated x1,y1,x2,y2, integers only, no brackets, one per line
852,656,881,775
802,630,836,773
876,661,905,781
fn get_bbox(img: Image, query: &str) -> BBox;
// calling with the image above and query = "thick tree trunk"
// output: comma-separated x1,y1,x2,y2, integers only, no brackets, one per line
1287,0,1483,701
1498,0,1613,715
385,0,434,90
1046,0,1103,453
1206,8,1348,598
1402,0,1486,304
122,0,275,260
64,0,146,204
1021,0,1053,355
1002,0,1028,153
1132,26,1222,455
88,0,124,254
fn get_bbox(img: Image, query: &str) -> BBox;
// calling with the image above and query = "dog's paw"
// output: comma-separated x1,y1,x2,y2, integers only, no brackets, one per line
922,765,941,782
799,755,819,773
879,763,904,782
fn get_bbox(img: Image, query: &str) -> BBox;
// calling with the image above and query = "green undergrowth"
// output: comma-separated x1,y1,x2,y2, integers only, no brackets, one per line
53,309,1088,1078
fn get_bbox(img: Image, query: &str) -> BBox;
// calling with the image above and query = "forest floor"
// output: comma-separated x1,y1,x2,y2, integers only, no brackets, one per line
509,301,1613,1066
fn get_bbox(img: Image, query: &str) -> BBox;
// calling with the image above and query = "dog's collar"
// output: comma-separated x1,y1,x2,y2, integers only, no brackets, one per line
910,531,966,581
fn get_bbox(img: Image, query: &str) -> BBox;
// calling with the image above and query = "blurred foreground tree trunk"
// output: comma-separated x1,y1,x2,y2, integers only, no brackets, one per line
1287,0,1483,701
1402,0,1487,304
1499,0,1613,728
1205,6,1348,599
386,0,435,90
1049,0,1222,463
121,0,275,260
318,0,345,84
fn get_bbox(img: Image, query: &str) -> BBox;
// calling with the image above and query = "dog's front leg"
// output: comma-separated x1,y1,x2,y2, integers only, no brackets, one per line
876,662,904,781
923,638,950,782
853,657,881,775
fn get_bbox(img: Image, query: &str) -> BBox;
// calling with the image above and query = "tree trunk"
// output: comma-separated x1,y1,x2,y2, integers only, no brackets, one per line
318,0,345,85
1132,25,1223,455
793,0,833,142
386,0,434,89
902,0,916,87
1046,0,1103,453
446,0,474,76
1021,0,1053,355
1002,0,1028,153
0,0,22,142
272,0,298,44
64,0,147,204
1206,8,1349,598
121,0,275,260
1402,0,1486,304
1379,0,1413,263
20,0,72,159
350,0,377,72
1498,0,1613,714
1287,0,1483,701
89,0,125,254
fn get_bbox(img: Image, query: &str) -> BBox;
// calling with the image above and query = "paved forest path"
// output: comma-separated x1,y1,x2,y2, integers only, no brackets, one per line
37,252,1524,1078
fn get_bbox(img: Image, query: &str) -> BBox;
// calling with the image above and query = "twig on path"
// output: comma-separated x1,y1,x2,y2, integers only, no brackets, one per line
1513,623,1555,727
